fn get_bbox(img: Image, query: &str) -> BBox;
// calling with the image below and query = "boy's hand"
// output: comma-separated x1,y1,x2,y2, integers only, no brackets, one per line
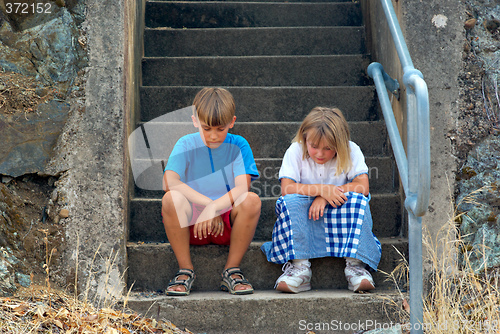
320,184,347,208
211,215,224,238
193,202,219,239
309,196,328,221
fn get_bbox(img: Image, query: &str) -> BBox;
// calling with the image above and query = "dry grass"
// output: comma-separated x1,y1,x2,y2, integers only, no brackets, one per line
384,188,500,333
0,285,191,333
0,232,192,333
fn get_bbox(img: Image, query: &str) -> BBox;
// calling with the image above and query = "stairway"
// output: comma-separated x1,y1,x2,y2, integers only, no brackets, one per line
127,1,407,333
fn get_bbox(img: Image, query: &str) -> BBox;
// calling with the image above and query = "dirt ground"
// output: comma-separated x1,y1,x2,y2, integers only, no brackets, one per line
0,68,86,287
0,69,57,115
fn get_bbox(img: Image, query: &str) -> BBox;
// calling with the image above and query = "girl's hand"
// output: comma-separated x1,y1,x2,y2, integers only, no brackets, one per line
194,203,218,239
309,196,328,221
320,184,347,208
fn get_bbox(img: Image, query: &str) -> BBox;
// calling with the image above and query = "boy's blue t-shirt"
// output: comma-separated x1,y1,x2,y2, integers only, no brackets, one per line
165,133,259,200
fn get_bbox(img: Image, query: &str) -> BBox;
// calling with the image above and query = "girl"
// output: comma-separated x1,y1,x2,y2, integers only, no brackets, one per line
261,107,381,293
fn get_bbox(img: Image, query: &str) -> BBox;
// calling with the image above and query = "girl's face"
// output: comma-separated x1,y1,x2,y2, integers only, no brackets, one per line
306,138,337,164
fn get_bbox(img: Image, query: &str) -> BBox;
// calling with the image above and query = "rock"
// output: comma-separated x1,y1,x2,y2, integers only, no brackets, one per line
365,327,402,334
0,247,18,296
0,7,87,93
0,100,70,177
15,273,31,288
484,19,500,34
456,133,500,272
1,176,12,184
465,18,477,30
59,208,69,218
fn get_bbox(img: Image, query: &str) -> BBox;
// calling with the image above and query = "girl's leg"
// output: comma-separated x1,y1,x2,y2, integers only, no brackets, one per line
162,190,193,292
226,192,261,290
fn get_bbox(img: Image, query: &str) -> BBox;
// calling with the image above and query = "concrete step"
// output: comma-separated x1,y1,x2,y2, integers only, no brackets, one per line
145,1,362,29
150,0,354,2
141,55,371,87
126,238,407,292
125,290,403,334
144,26,365,57
132,156,398,198
130,121,388,160
128,194,403,242
140,86,381,123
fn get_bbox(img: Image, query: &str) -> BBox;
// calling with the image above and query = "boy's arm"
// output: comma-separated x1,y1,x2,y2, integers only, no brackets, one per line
209,174,251,212
340,174,369,196
163,170,213,206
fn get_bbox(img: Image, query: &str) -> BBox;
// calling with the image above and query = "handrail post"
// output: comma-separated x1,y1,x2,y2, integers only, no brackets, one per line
367,1,431,332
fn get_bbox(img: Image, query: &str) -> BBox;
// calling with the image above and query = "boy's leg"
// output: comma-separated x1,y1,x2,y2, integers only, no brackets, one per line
162,190,193,292
226,192,261,290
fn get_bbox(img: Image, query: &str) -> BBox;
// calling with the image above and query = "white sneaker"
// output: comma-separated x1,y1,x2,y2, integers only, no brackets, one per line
275,261,312,293
344,263,375,292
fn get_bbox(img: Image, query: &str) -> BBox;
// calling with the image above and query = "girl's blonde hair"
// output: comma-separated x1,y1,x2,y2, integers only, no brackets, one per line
293,107,351,175
193,87,235,126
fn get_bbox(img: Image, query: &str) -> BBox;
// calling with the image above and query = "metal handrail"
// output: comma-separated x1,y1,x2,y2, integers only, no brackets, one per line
367,0,430,333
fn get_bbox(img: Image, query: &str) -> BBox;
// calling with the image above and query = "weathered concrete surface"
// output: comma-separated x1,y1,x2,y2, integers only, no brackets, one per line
126,290,402,334
42,0,133,303
364,0,463,258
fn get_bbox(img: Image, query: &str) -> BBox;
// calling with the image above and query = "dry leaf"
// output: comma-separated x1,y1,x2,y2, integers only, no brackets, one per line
35,304,46,318
402,298,410,312
83,314,98,322
53,318,64,329
105,328,119,334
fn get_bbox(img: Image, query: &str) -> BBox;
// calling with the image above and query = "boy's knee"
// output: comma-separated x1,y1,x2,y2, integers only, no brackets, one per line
240,192,261,212
162,190,188,213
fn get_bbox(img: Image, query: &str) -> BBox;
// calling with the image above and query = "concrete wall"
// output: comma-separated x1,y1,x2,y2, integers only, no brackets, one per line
47,0,142,303
363,0,464,261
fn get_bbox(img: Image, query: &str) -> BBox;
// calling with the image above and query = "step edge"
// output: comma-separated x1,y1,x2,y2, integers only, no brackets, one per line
145,25,365,32
136,120,384,125
126,237,408,248
130,192,402,203
140,85,376,90
143,54,368,60
126,288,402,302
133,156,395,162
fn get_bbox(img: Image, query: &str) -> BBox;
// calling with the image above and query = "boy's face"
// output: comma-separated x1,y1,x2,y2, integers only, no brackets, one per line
191,115,236,149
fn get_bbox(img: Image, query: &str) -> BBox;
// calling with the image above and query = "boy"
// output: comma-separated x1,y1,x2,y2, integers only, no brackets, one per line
162,87,261,296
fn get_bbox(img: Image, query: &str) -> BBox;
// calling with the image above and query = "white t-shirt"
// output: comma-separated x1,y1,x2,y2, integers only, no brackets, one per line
279,141,368,186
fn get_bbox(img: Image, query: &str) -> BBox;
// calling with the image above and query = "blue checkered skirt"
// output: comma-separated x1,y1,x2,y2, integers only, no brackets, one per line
261,192,381,270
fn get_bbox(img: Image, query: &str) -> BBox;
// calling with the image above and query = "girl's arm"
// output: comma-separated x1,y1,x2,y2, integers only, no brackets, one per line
163,170,213,206
281,178,347,208
341,174,369,196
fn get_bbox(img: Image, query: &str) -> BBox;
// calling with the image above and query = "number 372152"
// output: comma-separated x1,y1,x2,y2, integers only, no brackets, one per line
6,2,52,14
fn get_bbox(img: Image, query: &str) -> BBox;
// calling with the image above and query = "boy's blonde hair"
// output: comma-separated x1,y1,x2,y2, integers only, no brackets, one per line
193,87,235,126
294,107,351,175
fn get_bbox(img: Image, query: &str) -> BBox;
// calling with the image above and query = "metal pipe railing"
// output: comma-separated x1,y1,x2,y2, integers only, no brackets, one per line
367,0,431,333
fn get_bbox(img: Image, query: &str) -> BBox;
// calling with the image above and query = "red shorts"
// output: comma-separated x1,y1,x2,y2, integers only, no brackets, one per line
189,203,232,245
